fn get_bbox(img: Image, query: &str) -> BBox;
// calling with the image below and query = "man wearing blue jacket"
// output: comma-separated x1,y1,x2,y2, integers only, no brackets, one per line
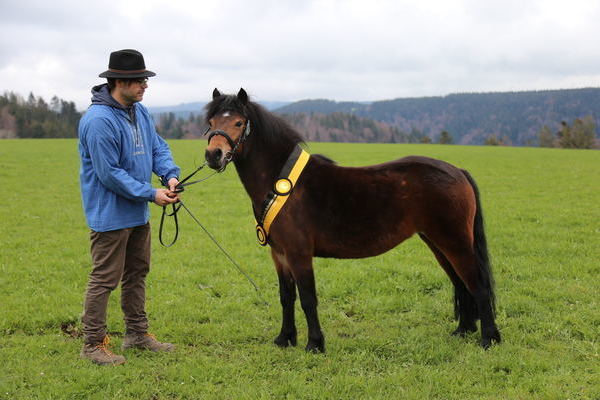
78,49,180,365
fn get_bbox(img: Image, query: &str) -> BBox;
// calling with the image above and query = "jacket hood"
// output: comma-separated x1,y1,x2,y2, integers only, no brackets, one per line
91,83,136,123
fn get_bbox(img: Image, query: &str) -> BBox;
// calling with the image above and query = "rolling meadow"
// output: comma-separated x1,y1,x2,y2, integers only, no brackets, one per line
0,139,598,399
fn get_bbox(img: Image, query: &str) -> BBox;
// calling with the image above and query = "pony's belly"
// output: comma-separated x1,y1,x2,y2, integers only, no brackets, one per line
313,230,414,259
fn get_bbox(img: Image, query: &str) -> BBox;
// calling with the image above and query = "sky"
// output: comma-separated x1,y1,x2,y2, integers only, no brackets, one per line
2,0,600,110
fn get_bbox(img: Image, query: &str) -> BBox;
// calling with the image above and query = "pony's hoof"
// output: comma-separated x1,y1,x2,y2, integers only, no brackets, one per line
274,332,297,348
305,338,325,353
480,329,501,349
451,325,477,337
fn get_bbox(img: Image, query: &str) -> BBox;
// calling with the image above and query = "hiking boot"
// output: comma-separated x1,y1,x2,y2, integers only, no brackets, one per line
122,332,175,352
80,335,126,366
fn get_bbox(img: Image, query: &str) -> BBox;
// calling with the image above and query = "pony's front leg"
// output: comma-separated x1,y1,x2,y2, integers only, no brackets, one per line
272,250,297,347
287,253,325,353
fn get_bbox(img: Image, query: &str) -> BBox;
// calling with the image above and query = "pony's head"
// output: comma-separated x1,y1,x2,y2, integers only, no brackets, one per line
204,88,251,171
204,88,304,171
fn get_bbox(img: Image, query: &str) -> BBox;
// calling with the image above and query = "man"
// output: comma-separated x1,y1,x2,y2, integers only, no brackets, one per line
78,49,180,366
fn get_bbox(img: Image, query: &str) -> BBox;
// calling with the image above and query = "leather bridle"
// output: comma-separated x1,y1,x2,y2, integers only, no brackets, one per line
205,119,251,169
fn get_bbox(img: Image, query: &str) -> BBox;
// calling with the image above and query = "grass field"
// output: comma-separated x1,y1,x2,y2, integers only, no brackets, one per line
0,139,598,399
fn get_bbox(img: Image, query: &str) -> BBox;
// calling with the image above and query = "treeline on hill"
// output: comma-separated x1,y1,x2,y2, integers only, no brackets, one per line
153,109,598,149
0,92,80,138
1,90,598,149
276,88,600,147
154,112,208,139
280,113,426,143
153,110,427,143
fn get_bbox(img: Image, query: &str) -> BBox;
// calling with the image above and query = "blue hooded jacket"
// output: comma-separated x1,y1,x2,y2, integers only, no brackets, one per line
78,84,180,232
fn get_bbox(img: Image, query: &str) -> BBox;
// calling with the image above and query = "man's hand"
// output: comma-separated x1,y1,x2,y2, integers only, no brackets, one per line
167,177,180,193
154,188,179,206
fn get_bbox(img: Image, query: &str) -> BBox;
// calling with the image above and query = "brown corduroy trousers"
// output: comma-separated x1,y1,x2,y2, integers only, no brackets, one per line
82,223,151,345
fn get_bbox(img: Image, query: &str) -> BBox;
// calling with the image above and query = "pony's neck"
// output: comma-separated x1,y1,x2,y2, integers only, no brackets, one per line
234,140,297,215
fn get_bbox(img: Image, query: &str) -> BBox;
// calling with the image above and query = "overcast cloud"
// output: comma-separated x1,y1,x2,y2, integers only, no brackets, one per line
1,0,599,110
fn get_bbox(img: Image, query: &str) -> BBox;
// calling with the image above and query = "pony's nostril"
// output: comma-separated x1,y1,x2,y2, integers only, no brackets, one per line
214,148,222,160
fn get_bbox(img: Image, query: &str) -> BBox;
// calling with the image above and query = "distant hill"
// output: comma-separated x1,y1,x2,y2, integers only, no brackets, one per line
4,89,596,147
148,100,290,119
149,88,600,145
148,102,206,119
275,99,369,114
280,112,423,143
274,88,600,145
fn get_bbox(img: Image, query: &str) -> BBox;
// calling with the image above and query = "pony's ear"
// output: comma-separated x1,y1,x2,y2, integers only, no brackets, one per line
237,88,248,104
212,88,221,99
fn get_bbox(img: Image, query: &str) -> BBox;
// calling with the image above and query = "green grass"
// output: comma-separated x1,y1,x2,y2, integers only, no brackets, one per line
0,139,598,399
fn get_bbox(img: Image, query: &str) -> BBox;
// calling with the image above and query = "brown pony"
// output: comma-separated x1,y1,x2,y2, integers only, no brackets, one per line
204,88,501,352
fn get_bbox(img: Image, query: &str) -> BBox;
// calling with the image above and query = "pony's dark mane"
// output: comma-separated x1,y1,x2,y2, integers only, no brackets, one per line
312,154,336,164
205,94,304,153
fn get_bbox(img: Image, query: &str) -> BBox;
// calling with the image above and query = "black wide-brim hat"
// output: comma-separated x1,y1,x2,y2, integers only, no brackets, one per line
99,49,156,78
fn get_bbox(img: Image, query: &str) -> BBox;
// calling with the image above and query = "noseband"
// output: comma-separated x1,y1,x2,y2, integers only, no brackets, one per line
206,120,251,165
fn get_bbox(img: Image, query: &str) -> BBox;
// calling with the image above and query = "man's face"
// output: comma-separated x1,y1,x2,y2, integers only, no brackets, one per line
116,78,148,105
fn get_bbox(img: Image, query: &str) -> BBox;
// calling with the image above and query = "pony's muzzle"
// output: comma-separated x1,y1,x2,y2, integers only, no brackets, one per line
205,148,224,170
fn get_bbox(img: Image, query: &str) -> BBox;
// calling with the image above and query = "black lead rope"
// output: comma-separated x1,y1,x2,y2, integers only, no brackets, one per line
176,200,267,305
158,202,182,247
157,163,268,305
158,162,210,248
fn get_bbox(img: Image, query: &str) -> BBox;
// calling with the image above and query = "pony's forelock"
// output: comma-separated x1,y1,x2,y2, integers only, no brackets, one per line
204,94,248,120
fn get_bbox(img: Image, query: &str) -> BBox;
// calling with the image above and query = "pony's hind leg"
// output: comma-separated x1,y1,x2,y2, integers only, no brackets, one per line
271,250,298,347
419,234,478,336
438,246,500,348
452,281,479,336
420,232,500,348
471,285,501,349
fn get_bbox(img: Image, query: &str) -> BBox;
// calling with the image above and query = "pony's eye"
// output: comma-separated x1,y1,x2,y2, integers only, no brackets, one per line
235,121,243,127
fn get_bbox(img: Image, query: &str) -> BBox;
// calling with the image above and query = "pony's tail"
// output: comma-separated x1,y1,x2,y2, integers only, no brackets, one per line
461,169,496,316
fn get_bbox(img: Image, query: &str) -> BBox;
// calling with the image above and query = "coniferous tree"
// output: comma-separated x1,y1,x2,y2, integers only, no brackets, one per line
485,134,502,146
538,126,555,148
438,130,453,144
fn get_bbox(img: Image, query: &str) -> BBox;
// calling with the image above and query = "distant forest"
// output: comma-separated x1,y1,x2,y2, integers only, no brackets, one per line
1,89,598,149
280,113,426,143
275,88,600,146
0,92,79,139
